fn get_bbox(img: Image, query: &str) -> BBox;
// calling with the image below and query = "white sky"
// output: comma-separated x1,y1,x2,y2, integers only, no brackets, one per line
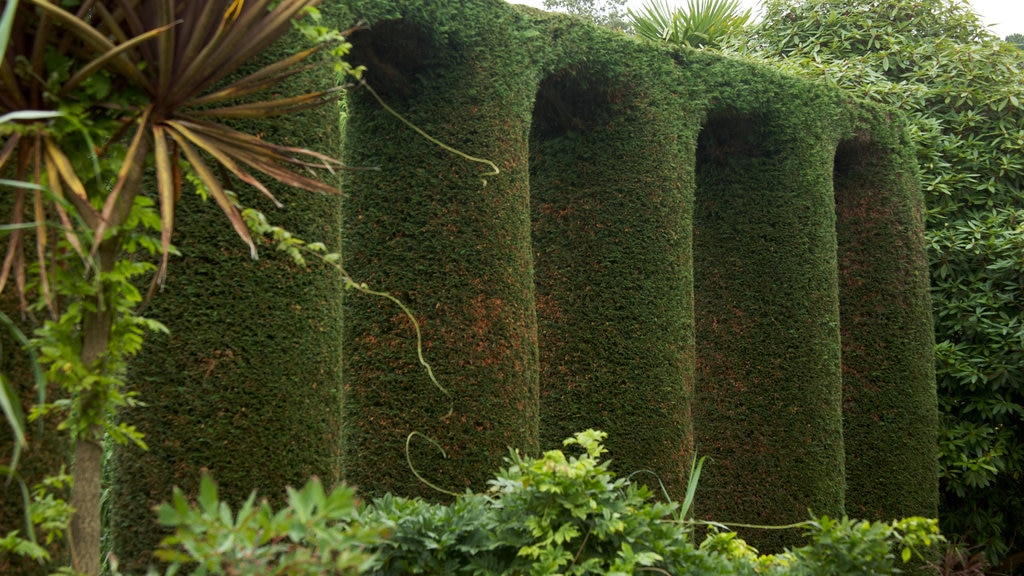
508,0,1023,38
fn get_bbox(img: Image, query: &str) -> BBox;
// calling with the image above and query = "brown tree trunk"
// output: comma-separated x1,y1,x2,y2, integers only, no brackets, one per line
68,132,145,573
69,427,104,575
70,240,116,576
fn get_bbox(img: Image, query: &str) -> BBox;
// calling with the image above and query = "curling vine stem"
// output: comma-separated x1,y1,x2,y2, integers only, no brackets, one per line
359,79,500,185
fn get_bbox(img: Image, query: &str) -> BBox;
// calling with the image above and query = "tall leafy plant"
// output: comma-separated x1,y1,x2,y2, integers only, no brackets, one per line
542,0,631,31
0,1,359,573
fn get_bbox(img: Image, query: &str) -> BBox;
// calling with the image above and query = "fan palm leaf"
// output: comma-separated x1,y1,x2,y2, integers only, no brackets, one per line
629,0,752,48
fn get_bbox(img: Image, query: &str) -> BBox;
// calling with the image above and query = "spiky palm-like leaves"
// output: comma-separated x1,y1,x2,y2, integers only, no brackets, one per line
628,0,752,48
0,2,354,573
1,0,347,298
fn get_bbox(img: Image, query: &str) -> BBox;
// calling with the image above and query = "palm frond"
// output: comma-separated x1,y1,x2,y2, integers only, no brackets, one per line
166,129,257,259
26,0,150,88
42,139,100,228
188,46,323,107
190,88,343,119
164,119,280,206
92,106,153,256
151,124,175,285
62,20,179,97
629,0,751,48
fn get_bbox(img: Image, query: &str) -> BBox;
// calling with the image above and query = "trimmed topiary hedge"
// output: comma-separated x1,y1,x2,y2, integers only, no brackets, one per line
690,60,851,549
529,27,698,502
340,4,543,499
341,0,936,552
109,6,349,571
833,110,938,521
101,0,936,561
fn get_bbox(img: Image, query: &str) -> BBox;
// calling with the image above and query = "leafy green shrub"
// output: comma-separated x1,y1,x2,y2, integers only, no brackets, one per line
147,431,943,575
137,476,381,576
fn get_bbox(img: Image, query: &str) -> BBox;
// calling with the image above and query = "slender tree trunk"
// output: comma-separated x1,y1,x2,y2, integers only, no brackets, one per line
69,131,146,573
69,426,104,575
70,240,117,576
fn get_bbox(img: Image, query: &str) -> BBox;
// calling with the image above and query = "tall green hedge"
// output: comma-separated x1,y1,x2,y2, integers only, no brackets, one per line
529,31,698,497
341,1,697,500
833,111,937,520
109,11,347,571
339,1,937,552
687,58,849,550
340,4,542,499
79,0,942,559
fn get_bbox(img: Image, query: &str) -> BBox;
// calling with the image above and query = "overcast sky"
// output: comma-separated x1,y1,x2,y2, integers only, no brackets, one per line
508,0,1023,38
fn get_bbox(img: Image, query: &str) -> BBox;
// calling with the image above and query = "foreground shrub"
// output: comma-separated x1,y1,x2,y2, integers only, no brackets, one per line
145,431,942,575
135,476,381,575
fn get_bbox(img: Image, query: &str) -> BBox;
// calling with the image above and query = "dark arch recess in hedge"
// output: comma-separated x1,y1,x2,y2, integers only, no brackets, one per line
531,62,695,498
692,102,847,551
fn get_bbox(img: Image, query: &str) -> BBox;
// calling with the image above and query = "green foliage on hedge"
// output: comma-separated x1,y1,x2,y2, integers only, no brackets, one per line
750,0,1024,561
341,0,936,554
832,111,937,522
340,2,543,499
109,7,349,571
689,64,849,550
529,26,699,502
148,431,944,576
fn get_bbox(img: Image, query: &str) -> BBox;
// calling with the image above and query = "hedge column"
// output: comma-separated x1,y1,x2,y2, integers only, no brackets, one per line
110,13,347,571
341,8,540,498
691,82,847,550
530,37,697,497
834,114,938,520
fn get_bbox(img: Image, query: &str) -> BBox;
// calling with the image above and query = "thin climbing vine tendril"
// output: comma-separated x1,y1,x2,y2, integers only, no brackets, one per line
359,80,500,185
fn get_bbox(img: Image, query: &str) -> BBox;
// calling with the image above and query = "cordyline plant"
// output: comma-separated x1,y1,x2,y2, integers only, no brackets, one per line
0,0,360,573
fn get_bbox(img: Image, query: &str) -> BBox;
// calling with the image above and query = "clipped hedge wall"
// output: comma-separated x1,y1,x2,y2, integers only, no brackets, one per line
95,0,937,560
109,7,348,571
341,1,695,500
529,31,698,497
340,3,542,498
340,0,937,553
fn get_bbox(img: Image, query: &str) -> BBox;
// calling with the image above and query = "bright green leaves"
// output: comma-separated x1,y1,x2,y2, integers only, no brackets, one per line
0,469,73,565
780,516,942,575
487,430,684,575
628,0,752,49
151,474,380,576
27,193,165,446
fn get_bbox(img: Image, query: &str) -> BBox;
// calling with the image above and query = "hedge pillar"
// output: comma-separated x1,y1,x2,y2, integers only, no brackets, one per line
692,100,846,550
530,55,696,496
834,116,938,520
110,15,347,571
341,13,540,498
